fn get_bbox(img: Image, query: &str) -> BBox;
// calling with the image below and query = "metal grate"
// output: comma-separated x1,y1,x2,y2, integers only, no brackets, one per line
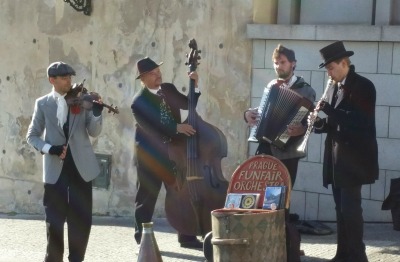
93,154,112,189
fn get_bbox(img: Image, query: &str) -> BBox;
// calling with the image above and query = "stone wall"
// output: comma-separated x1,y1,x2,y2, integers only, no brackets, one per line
0,0,253,216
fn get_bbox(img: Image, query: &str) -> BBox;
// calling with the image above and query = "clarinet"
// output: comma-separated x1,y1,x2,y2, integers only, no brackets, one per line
297,78,334,152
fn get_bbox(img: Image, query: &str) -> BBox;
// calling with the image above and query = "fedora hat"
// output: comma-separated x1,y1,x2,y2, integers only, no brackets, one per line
136,57,163,79
318,41,354,69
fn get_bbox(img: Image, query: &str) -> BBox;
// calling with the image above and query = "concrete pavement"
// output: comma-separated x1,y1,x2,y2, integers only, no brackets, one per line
0,214,399,262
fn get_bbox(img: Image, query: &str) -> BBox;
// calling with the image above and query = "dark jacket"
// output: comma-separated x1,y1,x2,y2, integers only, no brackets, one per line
314,65,379,188
131,82,200,146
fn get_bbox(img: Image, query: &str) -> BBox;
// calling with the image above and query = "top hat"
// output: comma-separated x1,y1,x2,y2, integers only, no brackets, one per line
136,57,163,79
47,61,76,77
318,41,354,69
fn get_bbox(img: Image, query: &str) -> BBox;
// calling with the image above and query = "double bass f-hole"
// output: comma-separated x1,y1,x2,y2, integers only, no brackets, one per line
204,166,221,189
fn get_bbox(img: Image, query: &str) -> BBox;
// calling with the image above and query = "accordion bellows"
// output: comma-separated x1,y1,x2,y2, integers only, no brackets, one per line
249,84,314,149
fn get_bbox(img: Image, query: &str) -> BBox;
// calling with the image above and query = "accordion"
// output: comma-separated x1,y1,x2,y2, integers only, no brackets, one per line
248,84,314,149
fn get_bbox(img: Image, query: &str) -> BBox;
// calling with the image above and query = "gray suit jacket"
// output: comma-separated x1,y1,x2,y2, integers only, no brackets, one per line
26,92,102,184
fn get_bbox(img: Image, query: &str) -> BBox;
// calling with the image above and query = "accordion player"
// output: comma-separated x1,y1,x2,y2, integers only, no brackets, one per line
248,81,315,150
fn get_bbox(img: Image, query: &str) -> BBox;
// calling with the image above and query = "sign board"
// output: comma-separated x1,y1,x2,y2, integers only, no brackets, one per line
228,155,291,208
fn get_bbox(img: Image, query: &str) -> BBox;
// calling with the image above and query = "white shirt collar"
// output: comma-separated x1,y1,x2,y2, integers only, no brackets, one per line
340,77,347,86
147,86,161,95
52,88,66,99
277,74,297,89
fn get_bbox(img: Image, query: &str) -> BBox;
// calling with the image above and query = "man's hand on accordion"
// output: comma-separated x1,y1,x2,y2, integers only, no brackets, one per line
244,108,259,126
287,123,306,137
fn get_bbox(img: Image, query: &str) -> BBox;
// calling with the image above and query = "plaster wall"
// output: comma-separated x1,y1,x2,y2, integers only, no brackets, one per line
0,0,253,217
3,0,400,224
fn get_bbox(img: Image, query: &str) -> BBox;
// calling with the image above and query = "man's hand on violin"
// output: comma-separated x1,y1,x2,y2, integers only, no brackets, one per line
92,101,104,116
244,108,259,126
83,92,104,116
49,145,67,160
177,124,196,136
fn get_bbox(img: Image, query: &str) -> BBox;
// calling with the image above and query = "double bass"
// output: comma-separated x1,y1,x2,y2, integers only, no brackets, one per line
165,39,229,236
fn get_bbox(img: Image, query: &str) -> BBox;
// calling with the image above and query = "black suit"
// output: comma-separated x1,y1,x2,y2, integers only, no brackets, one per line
314,65,379,261
131,83,200,244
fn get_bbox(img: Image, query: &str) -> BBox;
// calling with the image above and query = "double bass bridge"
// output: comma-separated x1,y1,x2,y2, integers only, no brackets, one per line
186,176,204,181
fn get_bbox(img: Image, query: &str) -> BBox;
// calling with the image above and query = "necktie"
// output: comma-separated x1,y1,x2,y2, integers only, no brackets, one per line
276,79,285,86
276,79,291,88
332,83,344,106
157,89,175,127
337,83,344,97
332,83,343,107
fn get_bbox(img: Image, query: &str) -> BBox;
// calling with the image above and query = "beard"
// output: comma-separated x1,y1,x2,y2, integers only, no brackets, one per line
276,70,291,79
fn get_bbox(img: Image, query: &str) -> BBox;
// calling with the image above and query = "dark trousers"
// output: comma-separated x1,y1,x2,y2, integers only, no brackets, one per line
134,143,197,244
332,185,368,262
43,154,92,262
280,158,300,187
256,144,301,260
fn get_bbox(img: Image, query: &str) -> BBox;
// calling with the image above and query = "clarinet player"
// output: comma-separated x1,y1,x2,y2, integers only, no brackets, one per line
311,41,379,262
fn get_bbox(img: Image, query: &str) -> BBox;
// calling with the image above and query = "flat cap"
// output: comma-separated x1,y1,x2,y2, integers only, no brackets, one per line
47,61,76,77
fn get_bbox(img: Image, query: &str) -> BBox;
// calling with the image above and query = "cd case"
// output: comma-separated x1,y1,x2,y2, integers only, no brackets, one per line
262,186,286,210
224,193,260,209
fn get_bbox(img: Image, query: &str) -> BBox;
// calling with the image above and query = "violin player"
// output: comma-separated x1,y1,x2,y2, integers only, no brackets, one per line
26,61,104,262
131,57,203,249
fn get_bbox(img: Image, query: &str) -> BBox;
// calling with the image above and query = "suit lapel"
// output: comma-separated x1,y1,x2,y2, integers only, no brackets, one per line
327,84,336,105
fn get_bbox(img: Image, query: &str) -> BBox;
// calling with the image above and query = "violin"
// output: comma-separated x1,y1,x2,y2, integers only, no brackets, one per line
65,80,119,114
